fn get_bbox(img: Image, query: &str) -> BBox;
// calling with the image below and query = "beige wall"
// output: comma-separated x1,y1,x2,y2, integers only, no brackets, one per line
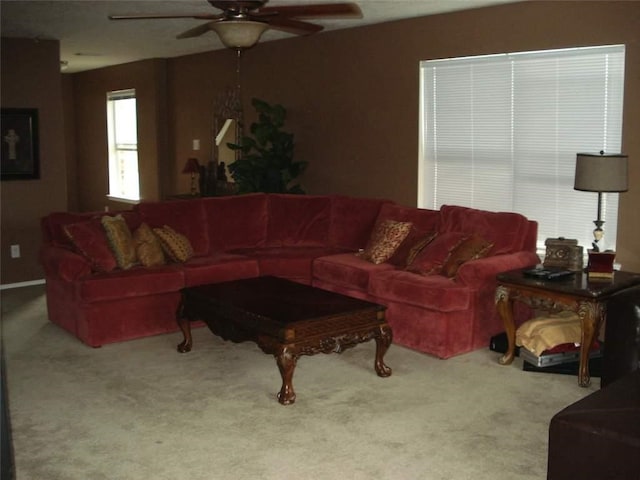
72,59,169,212
2,0,639,285
1,38,67,284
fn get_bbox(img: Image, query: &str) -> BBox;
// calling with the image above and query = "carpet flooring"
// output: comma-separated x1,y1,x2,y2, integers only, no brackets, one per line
1,285,595,479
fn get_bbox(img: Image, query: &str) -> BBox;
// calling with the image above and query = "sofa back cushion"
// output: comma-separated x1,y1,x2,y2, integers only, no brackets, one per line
375,203,441,233
202,194,268,252
266,194,331,247
439,205,530,254
136,199,209,256
328,195,390,250
42,212,96,247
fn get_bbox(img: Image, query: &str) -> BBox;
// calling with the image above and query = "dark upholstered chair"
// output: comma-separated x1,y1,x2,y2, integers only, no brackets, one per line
547,369,640,480
547,284,640,480
601,284,640,387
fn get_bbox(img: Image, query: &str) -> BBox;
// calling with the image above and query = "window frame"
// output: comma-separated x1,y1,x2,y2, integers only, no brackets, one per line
106,88,140,203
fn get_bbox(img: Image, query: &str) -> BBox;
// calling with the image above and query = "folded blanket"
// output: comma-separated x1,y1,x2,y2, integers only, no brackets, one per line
516,311,581,356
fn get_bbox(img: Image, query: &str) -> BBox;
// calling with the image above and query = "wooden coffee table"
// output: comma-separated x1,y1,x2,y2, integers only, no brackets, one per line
176,276,392,405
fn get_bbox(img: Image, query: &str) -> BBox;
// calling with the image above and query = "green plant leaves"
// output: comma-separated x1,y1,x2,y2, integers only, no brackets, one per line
227,98,307,194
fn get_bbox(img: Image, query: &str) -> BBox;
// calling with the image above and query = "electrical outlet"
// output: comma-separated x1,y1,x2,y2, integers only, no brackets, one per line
10,244,20,258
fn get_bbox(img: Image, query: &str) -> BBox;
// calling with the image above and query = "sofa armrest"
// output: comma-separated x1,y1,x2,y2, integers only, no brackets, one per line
455,251,540,288
39,244,92,282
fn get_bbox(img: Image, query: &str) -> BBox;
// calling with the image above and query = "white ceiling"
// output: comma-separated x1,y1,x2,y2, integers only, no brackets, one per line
1,0,516,73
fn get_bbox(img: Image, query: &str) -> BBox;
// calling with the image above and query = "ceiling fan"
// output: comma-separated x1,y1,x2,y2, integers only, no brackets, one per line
109,1,363,49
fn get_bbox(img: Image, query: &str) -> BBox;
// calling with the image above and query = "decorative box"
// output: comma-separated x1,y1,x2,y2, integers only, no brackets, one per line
587,250,616,279
543,237,584,272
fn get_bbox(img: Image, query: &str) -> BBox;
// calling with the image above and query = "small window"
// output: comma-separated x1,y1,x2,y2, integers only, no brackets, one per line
106,89,140,202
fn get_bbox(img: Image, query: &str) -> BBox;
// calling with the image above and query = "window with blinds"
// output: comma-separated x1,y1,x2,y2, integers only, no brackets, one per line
106,89,140,202
419,45,625,252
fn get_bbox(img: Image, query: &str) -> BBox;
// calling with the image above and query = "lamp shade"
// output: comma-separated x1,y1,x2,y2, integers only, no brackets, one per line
182,158,200,174
211,21,268,49
574,152,628,192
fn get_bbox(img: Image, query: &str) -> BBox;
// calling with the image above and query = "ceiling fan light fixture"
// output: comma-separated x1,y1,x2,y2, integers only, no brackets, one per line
211,20,268,49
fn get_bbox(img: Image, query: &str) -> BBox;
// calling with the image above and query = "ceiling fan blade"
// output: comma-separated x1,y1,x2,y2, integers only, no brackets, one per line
263,17,324,35
109,13,222,20
176,22,217,39
258,3,362,19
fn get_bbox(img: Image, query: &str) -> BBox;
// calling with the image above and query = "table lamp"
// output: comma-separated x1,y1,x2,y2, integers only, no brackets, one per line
182,157,201,196
574,151,628,277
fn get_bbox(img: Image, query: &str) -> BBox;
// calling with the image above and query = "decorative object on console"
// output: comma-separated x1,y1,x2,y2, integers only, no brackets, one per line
574,151,628,252
574,151,628,278
543,237,583,272
587,250,616,279
182,157,201,196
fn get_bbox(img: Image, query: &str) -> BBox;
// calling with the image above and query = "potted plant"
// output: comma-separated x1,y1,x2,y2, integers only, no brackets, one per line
228,98,307,194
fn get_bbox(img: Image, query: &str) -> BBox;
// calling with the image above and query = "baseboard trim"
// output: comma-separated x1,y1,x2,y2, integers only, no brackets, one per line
0,279,46,291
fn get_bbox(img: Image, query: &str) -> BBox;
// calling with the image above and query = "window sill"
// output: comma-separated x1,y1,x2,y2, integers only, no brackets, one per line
106,195,140,205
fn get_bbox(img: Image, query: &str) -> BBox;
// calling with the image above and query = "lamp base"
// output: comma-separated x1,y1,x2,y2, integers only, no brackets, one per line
587,250,615,279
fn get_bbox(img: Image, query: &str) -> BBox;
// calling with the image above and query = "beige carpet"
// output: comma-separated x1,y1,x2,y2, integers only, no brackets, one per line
1,285,596,480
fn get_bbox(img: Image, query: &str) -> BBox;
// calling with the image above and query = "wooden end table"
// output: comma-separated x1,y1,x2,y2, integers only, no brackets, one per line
495,268,640,387
177,276,392,405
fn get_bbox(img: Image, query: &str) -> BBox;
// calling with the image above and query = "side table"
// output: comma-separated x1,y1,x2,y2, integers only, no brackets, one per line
495,267,640,387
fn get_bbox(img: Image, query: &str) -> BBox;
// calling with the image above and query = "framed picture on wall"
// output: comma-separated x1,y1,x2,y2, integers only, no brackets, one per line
1,108,40,180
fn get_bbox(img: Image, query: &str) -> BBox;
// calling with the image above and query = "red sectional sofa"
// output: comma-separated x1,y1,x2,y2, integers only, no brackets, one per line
39,193,539,358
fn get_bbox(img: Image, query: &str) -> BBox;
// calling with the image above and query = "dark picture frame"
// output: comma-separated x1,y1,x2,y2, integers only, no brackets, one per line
1,108,40,180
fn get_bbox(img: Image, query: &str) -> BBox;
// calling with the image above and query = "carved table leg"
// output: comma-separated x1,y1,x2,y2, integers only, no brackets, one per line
275,346,298,405
176,300,193,353
576,301,602,387
495,286,516,365
374,324,393,377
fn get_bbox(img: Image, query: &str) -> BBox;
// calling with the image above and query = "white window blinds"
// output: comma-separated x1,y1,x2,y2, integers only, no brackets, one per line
419,45,625,252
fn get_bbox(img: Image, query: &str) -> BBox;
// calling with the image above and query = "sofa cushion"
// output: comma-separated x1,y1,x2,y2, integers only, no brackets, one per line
202,194,268,251
407,232,469,275
79,265,184,302
439,205,529,254
64,219,118,273
232,246,347,282
136,199,209,256
441,234,494,278
101,214,137,270
360,219,412,264
312,253,395,292
133,223,165,267
328,195,389,250
375,203,441,233
266,194,331,247
181,253,260,287
369,270,471,312
153,225,194,263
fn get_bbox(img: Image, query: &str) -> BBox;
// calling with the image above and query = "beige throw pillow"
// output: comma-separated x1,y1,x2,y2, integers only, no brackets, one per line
133,223,166,267
101,214,137,270
153,225,194,263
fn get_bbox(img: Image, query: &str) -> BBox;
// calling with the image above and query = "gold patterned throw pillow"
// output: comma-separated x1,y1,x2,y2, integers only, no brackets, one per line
153,225,194,263
133,223,165,267
360,220,412,265
101,214,137,270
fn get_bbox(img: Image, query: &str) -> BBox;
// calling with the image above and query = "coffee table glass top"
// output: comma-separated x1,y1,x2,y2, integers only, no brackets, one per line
185,275,385,326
